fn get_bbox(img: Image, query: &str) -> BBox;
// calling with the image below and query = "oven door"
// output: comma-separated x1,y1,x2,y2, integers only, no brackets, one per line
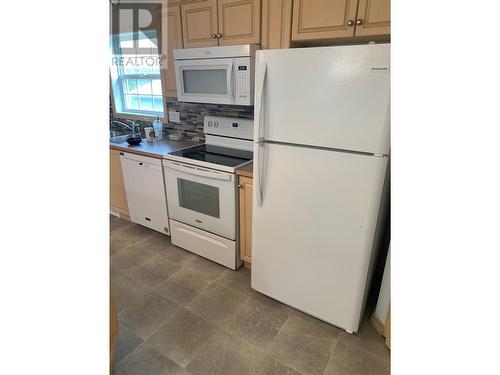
163,160,237,240
174,58,236,104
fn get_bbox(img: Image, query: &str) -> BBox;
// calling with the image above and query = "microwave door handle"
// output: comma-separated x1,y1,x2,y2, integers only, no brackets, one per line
165,162,232,181
228,61,235,100
232,63,236,100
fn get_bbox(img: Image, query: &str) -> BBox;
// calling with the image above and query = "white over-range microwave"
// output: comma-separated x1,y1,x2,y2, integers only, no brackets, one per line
173,44,259,105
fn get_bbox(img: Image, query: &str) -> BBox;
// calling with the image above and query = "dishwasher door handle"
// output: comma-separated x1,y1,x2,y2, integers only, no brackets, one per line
122,157,160,170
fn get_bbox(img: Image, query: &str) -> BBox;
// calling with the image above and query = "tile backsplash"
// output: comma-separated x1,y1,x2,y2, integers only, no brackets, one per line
110,96,254,141
163,97,254,141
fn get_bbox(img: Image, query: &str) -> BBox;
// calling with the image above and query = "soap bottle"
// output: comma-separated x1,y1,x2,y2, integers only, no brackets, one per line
153,116,162,140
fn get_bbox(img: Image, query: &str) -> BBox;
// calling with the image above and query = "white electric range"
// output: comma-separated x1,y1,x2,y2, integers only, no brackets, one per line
162,115,253,269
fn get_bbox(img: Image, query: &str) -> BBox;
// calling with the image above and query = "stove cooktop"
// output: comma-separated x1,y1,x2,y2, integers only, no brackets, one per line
168,144,253,169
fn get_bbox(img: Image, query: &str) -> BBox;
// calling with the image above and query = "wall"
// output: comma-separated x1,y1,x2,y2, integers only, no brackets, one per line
110,97,254,141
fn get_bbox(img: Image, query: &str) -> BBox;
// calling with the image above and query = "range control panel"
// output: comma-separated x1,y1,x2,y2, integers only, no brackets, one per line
204,116,254,141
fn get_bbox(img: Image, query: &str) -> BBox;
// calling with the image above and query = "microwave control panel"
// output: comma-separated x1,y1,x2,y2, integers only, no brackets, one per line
234,57,254,105
237,66,249,96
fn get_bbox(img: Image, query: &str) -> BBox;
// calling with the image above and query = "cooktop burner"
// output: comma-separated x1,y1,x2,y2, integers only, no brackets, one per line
169,144,253,168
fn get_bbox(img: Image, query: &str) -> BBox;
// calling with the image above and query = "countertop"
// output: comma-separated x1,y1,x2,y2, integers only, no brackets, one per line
236,162,253,178
110,138,201,159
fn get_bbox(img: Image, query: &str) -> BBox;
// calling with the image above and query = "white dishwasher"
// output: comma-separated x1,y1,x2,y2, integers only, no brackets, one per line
120,152,170,235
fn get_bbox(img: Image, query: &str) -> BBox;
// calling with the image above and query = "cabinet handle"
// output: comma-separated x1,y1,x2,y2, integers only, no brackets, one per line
346,20,354,27
356,19,363,25
211,33,217,39
238,184,243,188
216,33,222,38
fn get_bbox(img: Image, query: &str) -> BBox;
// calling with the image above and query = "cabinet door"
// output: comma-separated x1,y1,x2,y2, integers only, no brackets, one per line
261,0,292,49
354,0,390,37
110,149,129,217
181,0,219,48
218,0,261,45
239,176,253,263
291,0,358,41
161,4,183,97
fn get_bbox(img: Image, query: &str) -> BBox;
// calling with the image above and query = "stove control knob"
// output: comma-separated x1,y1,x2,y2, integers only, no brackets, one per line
214,122,219,128
207,121,212,127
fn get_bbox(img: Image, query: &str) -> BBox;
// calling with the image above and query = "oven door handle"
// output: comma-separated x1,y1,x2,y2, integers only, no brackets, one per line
164,162,232,181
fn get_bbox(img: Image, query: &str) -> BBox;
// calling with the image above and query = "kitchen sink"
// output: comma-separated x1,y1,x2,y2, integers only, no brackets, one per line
110,120,145,144
110,134,134,144
110,130,131,137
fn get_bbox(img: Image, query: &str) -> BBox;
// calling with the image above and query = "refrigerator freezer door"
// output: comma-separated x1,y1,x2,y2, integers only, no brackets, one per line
251,143,388,332
255,44,390,155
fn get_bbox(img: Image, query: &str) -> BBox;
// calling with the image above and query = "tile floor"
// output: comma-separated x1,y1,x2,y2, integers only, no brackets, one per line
111,216,390,375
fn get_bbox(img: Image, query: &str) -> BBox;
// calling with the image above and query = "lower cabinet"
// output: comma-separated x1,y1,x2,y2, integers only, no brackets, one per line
238,175,253,263
110,148,129,218
120,152,170,235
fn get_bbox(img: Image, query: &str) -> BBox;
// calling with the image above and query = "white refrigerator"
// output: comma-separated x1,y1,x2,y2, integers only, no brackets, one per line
251,44,390,333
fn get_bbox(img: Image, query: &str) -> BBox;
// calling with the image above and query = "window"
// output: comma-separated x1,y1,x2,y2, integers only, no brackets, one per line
110,30,164,116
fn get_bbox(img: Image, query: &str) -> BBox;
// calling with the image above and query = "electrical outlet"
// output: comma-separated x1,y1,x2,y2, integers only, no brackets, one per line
168,110,181,123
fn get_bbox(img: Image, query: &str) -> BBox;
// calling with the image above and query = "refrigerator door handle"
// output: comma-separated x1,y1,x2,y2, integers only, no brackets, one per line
254,62,267,142
254,142,264,207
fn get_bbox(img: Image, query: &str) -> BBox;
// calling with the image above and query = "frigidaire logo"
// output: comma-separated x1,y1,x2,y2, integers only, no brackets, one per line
371,66,389,72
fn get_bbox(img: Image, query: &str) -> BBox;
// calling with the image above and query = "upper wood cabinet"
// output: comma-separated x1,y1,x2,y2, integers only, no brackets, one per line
218,0,261,45
291,0,390,42
110,148,129,218
180,0,261,48
181,0,219,48
161,4,183,97
292,0,359,41
354,0,390,37
261,0,292,49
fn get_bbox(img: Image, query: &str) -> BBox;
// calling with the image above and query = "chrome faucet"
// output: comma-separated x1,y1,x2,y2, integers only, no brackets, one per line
111,120,135,133
111,117,152,136
123,119,141,135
